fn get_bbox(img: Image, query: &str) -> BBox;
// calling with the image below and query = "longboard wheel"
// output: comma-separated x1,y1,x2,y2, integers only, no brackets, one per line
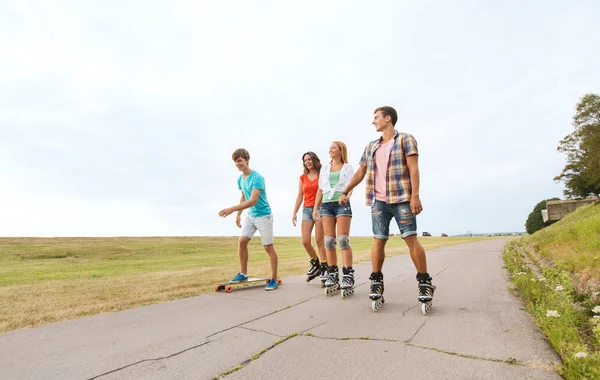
225,285,233,293
215,285,221,292
277,279,282,284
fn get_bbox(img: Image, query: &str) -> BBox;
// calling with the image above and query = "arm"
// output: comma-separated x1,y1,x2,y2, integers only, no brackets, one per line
313,188,323,221
230,188,261,212
292,179,304,226
219,189,262,218
235,191,244,227
339,164,366,205
406,154,423,215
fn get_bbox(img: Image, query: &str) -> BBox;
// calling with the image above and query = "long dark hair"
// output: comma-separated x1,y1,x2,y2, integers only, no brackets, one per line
302,151,322,174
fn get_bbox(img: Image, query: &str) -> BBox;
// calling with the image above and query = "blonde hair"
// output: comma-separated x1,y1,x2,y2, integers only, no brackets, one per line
331,141,348,164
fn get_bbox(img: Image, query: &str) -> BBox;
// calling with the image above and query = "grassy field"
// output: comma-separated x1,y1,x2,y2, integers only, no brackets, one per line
0,235,489,335
503,202,600,379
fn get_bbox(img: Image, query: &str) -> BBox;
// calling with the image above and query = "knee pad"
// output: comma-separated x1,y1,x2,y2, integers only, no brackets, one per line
324,236,336,250
337,235,351,250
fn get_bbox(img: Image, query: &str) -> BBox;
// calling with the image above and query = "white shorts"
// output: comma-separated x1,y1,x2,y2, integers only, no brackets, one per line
241,214,274,246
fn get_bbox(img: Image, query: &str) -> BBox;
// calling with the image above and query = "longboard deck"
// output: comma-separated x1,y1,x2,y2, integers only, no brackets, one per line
215,277,282,293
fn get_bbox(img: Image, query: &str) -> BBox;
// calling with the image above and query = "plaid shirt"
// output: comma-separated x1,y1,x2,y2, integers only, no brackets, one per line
359,130,419,206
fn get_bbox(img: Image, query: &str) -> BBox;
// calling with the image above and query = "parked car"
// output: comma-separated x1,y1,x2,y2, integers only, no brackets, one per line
441,233,448,237
422,232,431,236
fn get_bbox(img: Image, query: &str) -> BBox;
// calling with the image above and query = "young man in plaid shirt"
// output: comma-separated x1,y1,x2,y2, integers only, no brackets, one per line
339,106,435,306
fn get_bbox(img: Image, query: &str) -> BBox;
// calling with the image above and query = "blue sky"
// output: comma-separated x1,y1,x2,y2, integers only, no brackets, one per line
1,0,599,237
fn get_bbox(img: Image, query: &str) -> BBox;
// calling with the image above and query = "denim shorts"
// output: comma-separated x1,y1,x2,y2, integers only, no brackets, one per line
320,201,352,218
302,206,320,222
371,200,417,239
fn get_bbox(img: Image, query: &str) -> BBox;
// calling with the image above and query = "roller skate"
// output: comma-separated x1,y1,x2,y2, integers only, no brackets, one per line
306,257,321,283
369,272,385,312
340,266,355,299
417,273,436,315
319,261,328,288
324,266,340,296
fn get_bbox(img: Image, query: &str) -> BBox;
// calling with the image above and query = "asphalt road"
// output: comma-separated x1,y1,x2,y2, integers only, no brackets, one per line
0,239,563,380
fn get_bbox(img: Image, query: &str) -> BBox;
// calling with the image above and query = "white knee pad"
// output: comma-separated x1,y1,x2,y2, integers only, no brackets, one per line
337,235,351,250
324,236,337,250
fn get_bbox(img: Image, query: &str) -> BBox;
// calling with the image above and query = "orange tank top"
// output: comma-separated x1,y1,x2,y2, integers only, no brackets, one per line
300,173,319,207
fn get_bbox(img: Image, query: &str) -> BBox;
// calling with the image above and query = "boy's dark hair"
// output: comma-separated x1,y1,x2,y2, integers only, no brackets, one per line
374,106,398,126
302,151,322,174
232,148,250,161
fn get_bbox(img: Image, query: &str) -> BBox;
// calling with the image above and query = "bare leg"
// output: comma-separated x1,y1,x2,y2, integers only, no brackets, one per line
371,238,387,272
301,221,317,259
336,216,353,267
321,215,337,265
238,237,250,274
314,219,327,261
263,244,279,279
404,235,427,273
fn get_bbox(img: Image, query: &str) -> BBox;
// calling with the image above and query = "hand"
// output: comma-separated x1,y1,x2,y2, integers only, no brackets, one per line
339,193,349,205
292,214,297,227
219,208,234,218
312,208,319,221
410,196,423,215
235,214,241,228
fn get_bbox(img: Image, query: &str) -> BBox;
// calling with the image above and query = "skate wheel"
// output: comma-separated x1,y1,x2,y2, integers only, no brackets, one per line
372,300,379,312
225,285,233,293
321,282,325,288
277,279,282,285
215,285,221,292
421,302,432,315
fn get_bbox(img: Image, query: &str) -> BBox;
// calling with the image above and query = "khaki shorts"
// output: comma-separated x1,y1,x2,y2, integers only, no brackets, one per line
241,214,274,246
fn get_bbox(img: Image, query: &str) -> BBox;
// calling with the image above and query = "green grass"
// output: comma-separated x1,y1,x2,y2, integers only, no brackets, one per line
504,203,600,379
0,235,489,334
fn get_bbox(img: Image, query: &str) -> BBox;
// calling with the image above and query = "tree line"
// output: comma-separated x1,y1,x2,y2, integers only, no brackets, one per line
525,93,600,235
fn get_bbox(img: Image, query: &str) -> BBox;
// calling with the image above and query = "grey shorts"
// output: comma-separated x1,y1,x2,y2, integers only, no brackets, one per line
241,214,274,246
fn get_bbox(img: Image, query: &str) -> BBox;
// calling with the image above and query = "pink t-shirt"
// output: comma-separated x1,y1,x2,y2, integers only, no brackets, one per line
374,140,392,202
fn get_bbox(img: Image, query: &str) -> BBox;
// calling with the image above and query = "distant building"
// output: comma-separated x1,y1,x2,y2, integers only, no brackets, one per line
542,197,598,223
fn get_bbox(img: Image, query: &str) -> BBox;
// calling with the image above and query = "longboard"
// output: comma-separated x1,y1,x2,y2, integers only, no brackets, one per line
215,277,282,293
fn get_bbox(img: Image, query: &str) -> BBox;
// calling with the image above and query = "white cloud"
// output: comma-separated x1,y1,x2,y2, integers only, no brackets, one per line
1,0,599,237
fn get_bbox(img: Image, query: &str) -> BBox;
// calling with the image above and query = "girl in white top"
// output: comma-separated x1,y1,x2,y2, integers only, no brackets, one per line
313,141,356,294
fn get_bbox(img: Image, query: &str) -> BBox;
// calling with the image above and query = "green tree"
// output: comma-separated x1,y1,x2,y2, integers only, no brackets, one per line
525,197,559,235
554,93,600,199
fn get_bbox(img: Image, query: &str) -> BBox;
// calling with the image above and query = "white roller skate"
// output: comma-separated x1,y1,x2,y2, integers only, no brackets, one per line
417,274,436,315
369,272,385,312
340,267,355,299
319,262,328,288
324,266,340,296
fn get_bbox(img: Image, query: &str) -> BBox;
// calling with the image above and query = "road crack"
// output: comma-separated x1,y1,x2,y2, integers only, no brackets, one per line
213,333,298,379
86,340,215,380
296,333,560,374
